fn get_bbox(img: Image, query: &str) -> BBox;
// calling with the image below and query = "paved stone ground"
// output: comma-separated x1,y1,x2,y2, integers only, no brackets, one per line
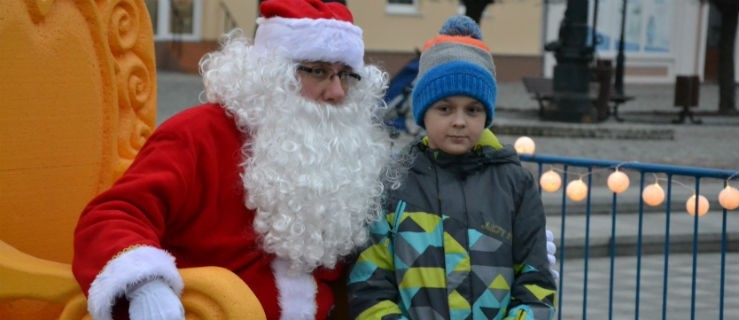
558,253,739,319
494,81,739,171
157,71,739,319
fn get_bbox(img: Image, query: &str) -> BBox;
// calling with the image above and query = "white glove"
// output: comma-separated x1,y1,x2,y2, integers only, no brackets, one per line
546,229,560,281
125,279,185,320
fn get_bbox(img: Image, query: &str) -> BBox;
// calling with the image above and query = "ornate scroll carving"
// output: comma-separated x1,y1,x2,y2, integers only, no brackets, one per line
103,0,157,180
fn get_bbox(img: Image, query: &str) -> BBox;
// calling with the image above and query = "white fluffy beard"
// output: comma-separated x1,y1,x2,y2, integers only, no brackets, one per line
201,31,394,273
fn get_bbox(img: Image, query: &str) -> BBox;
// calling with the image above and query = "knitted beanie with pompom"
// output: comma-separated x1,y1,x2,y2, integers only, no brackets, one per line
411,15,497,128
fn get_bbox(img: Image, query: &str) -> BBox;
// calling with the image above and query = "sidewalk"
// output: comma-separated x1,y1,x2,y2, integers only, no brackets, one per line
492,81,739,171
558,252,739,319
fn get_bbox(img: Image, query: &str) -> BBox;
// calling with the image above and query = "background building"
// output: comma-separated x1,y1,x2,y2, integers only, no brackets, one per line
145,0,737,83
544,0,738,84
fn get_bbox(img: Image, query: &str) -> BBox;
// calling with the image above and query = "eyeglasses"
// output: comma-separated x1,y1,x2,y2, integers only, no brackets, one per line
296,65,362,89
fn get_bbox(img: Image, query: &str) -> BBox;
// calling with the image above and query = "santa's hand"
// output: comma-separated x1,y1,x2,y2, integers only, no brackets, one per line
546,229,559,281
126,279,185,320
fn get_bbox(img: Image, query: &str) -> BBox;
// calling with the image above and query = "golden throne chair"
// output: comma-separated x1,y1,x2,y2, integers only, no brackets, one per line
0,1,265,319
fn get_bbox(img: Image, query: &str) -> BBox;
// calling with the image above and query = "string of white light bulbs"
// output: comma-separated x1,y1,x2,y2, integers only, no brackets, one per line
514,136,739,216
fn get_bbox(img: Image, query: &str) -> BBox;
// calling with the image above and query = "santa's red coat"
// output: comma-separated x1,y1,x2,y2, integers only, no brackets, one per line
73,103,341,320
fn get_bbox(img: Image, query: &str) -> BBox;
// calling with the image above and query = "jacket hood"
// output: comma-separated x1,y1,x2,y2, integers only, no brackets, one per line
408,129,520,177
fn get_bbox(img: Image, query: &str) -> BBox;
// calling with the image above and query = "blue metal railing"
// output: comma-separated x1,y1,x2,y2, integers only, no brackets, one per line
519,153,738,320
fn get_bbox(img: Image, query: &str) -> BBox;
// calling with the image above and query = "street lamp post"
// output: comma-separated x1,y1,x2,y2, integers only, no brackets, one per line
614,0,627,96
543,0,595,122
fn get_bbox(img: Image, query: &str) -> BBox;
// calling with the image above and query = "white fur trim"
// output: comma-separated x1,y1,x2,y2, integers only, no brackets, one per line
254,17,364,71
272,258,318,320
87,246,183,320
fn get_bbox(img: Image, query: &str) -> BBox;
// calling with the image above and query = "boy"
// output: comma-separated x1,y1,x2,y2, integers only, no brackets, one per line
348,16,557,320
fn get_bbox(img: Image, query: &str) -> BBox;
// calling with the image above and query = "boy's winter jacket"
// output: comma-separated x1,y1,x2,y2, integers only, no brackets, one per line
348,130,556,320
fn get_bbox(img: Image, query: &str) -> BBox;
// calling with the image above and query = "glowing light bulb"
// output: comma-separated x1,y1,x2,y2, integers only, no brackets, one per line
718,186,739,210
566,178,588,202
540,169,562,192
686,194,709,216
607,170,630,194
642,183,665,206
514,136,535,155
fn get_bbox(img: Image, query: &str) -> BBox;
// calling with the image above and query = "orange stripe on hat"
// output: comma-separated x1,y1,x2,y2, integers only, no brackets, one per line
423,34,490,52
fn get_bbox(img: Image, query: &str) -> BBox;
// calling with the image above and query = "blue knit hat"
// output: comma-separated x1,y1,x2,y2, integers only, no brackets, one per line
412,15,497,128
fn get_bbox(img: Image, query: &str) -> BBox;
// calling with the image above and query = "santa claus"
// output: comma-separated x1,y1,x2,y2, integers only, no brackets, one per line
72,0,398,319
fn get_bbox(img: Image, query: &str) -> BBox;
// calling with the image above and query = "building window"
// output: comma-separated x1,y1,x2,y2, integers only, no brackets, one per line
144,0,202,41
591,0,672,55
387,0,419,16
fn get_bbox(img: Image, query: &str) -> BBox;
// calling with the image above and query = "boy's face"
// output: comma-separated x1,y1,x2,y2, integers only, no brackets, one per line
423,95,486,155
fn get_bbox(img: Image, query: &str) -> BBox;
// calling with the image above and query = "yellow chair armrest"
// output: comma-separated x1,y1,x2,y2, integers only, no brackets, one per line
0,240,266,319
0,240,79,302
179,267,267,320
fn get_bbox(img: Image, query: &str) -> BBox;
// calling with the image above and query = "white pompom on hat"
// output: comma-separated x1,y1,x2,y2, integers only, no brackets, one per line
254,0,365,71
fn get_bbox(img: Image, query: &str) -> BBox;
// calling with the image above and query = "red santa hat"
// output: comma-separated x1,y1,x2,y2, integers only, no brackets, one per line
254,0,365,71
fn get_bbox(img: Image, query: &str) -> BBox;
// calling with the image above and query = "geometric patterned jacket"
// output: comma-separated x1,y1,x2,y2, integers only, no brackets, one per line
348,130,557,320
